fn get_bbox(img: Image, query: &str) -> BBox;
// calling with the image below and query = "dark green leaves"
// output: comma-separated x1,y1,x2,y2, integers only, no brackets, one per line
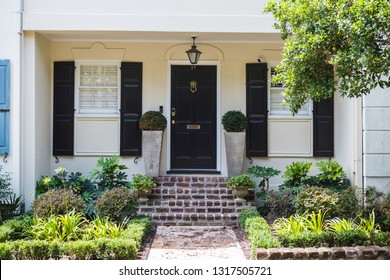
264,0,390,114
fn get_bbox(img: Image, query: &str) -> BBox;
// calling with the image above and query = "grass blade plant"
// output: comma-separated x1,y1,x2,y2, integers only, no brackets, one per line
358,211,381,237
28,211,86,241
304,210,328,233
57,211,86,241
327,218,359,233
82,217,125,240
272,213,307,235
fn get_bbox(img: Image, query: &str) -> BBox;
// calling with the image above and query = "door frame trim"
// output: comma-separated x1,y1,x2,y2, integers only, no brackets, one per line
167,60,221,173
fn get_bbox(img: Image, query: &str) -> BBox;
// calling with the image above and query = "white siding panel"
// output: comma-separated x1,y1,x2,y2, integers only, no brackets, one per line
75,118,120,155
364,178,390,194
364,155,390,177
364,108,390,130
364,131,390,154
363,86,390,107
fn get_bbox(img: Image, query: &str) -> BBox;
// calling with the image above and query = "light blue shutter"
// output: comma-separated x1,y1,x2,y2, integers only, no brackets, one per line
0,60,10,155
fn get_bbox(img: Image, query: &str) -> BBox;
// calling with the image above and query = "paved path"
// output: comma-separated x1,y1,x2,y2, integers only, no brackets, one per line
147,226,247,260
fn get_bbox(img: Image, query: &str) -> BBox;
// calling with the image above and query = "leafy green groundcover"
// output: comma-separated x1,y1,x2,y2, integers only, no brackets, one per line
0,216,151,260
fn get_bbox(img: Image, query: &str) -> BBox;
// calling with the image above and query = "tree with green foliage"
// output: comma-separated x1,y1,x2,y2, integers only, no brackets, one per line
264,0,389,114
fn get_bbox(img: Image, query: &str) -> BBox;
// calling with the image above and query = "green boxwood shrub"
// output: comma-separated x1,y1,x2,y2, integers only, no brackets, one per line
139,111,167,131
277,232,335,248
221,110,247,132
373,232,390,247
243,215,280,258
32,188,85,218
0,215,32,241
295,186,339,217
0,242,12,259
333,230,370,247
0,226,13,242
238,209,260,229
94,187,138,224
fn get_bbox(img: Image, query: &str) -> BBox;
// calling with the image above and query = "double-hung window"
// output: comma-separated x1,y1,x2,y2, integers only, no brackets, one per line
76,61,120,115
268,65,313,157
269,66,311,116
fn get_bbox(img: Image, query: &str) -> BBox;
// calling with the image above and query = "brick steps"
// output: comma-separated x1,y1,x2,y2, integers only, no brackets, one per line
138,176,257,226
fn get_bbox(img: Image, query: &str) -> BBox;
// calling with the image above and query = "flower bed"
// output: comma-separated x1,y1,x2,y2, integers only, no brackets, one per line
239,209,390,260
0,216,151,260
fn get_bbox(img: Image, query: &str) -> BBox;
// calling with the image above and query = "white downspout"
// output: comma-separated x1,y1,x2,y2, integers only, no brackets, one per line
12,0,24,203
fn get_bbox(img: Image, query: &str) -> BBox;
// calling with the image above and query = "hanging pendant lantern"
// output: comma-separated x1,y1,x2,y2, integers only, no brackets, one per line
186,36,202,65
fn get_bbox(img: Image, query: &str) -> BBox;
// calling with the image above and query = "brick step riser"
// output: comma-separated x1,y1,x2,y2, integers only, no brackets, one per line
140,200,256,207
139,207,256,214
157,177,228,184
140,176,256,226
150,188,254,198
148,213,240,225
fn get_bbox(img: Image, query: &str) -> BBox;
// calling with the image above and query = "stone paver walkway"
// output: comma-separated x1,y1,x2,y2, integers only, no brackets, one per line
147,226,246,260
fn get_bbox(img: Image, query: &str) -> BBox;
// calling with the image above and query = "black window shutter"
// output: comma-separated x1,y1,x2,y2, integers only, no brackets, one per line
246,63,268,157
53,62,75,156
120,62,142,156
313,96,334,157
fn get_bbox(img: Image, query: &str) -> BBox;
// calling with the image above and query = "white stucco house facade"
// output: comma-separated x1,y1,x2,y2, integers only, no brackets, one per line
0,0,388,209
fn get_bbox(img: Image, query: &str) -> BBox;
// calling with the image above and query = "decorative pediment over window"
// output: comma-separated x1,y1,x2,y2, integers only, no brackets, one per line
71,42,126,60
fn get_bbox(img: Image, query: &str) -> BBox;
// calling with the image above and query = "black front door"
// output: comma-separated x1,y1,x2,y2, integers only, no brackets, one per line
170,65,217,171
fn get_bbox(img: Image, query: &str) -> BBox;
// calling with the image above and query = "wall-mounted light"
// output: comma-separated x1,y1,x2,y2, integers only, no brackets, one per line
186,36,202,65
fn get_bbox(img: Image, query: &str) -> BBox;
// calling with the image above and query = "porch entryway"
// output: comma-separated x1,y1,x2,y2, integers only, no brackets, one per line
170,65,217,173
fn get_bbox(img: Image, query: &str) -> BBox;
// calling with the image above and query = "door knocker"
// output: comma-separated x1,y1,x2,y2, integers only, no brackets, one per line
190,80,198,94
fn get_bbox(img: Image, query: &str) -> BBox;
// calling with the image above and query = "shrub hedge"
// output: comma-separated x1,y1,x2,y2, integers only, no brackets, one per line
238,211,280,258
0,216,151,260
238,210,390,256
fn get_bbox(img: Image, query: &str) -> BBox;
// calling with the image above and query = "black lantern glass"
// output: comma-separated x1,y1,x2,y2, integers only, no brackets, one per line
186,36,202,65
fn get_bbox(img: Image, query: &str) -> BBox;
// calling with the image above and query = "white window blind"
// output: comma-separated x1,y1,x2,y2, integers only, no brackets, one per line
270,67,310,116
78,64,119,113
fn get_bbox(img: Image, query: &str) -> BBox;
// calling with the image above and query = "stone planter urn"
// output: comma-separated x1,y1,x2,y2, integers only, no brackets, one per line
142,130,163,177
232,186,249,201
138,188,152,203
224,131,246,177
139,111,167,177
221,110,247,177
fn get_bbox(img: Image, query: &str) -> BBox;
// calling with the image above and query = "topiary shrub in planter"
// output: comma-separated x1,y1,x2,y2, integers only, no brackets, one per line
94,187,138,224
221,110,247,132
32,189,85,218
139,111,167,131
139,111,167,177
222,110,247,176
